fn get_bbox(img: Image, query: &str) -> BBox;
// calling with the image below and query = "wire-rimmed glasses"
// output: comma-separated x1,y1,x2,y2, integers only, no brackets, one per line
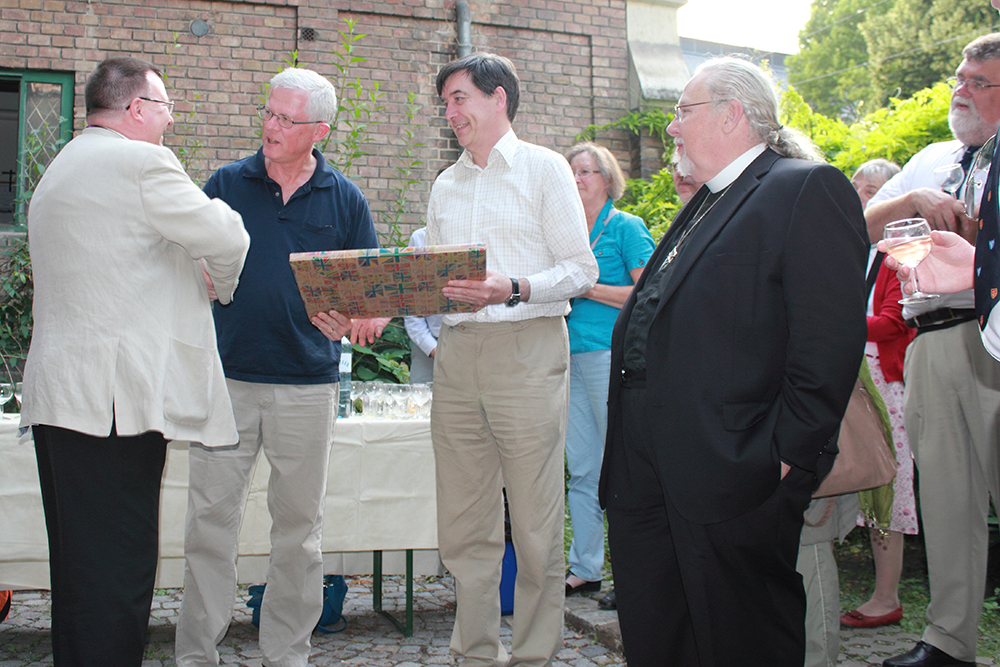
256,106,325,129
964,134,996,219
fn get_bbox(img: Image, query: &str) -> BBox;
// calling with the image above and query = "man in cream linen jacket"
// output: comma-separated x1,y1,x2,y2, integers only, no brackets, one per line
18,56,249,667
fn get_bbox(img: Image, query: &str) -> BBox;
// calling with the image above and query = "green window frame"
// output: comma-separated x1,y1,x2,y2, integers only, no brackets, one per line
0,69,74,232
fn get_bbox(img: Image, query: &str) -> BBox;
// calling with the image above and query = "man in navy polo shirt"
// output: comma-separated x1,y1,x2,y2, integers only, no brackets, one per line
175,67,386,667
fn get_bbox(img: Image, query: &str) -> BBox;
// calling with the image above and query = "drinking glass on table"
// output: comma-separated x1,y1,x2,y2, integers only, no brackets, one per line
389,384,410,418
883,218,938,304
411,383,432,419
0,383,12,417
370,382,389,418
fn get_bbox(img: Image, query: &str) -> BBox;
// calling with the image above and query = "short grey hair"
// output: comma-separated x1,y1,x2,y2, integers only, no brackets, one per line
269,67,338,124
851,158,900,187
696,56,824,162
963,33,1000,63
565,142,627,201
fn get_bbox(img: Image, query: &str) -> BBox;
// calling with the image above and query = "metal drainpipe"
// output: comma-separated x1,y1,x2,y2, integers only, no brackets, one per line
456,0,472,57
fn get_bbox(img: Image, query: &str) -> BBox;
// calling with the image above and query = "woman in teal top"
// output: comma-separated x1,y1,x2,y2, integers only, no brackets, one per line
563,143,654,609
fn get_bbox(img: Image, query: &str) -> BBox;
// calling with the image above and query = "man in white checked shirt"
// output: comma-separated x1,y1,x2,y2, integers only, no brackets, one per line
425,52,598,667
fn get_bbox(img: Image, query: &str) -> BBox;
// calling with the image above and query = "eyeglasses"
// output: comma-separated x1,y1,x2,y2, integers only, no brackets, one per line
673,99,731,121
948,76,1000,94
127,96,175,113
257,106,325,129
965,134,995,217
573,169,598,179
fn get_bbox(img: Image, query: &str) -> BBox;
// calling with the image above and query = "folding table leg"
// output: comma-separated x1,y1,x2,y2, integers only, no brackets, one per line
372,550,414,636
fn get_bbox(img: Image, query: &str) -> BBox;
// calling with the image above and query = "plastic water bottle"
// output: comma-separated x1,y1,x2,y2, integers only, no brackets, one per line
338,337,352,418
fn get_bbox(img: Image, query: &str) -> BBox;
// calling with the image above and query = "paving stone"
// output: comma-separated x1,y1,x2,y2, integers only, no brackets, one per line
5,578,998,665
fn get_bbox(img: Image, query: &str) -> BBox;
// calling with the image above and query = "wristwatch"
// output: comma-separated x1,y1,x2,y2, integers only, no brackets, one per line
505,278,521,307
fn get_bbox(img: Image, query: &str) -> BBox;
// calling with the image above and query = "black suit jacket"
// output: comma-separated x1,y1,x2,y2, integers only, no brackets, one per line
599,149,868,524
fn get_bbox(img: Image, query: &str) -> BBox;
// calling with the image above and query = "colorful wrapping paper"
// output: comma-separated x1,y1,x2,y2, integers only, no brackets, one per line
290,244,487,319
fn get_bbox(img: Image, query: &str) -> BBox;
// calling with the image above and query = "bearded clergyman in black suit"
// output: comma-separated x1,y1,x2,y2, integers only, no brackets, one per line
599,56,868,667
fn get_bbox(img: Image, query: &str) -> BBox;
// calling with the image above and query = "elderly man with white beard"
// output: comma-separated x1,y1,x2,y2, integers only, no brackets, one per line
866,33,1000,667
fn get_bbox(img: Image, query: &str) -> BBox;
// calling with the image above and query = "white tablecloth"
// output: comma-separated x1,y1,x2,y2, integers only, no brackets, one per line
0,417,441,590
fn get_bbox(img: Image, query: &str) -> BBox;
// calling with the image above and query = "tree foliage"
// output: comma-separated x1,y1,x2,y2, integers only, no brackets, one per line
789,0,997,119
781,82,953,175
863,0,997,107
787,0,882,120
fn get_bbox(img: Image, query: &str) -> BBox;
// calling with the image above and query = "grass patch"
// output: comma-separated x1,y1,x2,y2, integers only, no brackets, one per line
835,530,1000,662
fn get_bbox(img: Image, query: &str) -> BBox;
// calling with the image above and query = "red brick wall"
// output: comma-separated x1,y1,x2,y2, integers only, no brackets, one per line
0,0,633,239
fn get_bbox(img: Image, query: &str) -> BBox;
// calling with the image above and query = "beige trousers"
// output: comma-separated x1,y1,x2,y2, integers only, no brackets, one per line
431,317,569,667
904,321,1000,661
175,380,338,667
798,541,841,667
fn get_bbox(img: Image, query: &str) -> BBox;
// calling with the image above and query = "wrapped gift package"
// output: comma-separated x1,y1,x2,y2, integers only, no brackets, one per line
290,244,487,319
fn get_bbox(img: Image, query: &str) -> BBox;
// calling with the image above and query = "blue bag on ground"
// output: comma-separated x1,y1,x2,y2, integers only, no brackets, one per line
246,575,348,634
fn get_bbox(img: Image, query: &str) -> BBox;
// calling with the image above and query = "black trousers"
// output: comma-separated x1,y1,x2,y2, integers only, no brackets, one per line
605,386,814,667
33,424,167,667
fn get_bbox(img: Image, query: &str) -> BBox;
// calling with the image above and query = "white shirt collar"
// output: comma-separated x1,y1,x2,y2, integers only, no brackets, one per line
458,128,518,171
706,143,767,193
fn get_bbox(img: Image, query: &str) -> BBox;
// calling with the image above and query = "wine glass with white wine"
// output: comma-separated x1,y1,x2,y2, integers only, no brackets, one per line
883,218,938,304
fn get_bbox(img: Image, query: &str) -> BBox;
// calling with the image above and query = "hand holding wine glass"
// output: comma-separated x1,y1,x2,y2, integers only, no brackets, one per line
883,218,939,304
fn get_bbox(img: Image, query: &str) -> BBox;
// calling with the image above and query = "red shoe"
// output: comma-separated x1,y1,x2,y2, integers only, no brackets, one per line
840,605,903,628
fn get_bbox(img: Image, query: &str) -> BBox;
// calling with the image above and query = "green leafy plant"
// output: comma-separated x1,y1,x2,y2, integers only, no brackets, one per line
616,170,683,243
13,119,67,226
378,91,425,249
352,318,410,384
325,19,387,178
577,107,673,160
163,33,208,182
781,82,953,174
0,237,31,365
172,91,207,183
2,120,67,374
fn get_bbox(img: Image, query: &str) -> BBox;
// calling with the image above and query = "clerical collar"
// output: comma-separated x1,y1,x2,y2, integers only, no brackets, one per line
705,143,767,193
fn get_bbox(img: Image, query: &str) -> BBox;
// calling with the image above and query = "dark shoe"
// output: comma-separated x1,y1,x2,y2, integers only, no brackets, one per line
882,641,975,667
565,578,602,596
840,605,903,628
598,589,616,610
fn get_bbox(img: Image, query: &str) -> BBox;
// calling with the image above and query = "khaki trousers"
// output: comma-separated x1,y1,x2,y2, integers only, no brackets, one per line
904,321,1000,661
432,317,569,667
175,380,337,667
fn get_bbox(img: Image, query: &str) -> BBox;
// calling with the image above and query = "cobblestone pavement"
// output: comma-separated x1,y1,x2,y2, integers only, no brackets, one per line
1,577,996,666
0,576,624,667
